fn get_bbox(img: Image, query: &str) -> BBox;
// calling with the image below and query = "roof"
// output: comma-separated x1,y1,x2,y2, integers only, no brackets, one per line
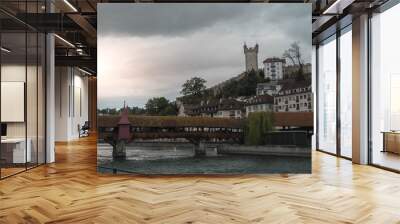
263,57,286,64
218,98,244,110
190,98,244,114
273,112,313,127
246,95,274,106
118,107,130,125
277,80,311,96
179,104,197,115
98,115,245,129
98,112,313,129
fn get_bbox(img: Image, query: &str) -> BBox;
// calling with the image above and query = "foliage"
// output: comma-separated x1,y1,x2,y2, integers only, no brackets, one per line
97,108,119,115
98,106,146,115
145,97,177,116
283,42,304,77
295,72,306,81
98,99,177,116
244,112,274,145
258,69,265,79
180,77,207,96
220,69,264,98
126,106,146,115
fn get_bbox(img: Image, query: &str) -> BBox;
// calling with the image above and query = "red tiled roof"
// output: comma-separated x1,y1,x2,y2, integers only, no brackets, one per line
246,94,274,106
274,112,313,127
263,57,286,64
277,80,311,96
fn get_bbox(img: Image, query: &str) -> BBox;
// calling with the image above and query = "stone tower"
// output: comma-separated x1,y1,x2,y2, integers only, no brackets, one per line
244,43,259,72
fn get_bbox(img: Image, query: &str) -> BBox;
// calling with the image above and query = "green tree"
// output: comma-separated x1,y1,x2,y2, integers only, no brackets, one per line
258,69,265,80
124,106,146,115
145,97,170,115
180,77,206,96
145,97,177,115
238,69,262,96
245,112,274,145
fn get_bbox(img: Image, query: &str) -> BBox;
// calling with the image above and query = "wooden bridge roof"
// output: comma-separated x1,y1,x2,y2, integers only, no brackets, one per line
273,112,313,127
98,115,245,129
98,112,313,129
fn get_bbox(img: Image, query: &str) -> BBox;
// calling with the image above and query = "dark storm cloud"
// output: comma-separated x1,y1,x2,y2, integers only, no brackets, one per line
98,3,310,38
98,4,247,37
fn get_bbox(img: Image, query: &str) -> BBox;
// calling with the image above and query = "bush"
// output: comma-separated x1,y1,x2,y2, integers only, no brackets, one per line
244,112,274,145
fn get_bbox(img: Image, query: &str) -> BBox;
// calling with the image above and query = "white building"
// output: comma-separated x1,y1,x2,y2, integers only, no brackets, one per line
187,98,244,119
245,94,274,117
274,81,312,112
263,57,285,80
256,81,282,96
176,100,196,117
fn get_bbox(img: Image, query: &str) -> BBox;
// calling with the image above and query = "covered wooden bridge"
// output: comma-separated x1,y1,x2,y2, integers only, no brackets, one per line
98,109,245,157
97,109,313,157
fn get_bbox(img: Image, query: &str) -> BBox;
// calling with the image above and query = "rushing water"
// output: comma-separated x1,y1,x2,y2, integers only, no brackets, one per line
97,143,311,174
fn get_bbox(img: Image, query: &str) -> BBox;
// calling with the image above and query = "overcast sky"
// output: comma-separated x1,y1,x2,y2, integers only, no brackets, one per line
98,3,311,109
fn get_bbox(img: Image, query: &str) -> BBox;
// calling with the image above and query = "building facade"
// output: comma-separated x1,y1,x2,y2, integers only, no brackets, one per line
263,57,285,80
183,98,244,119
245,94,274,116
274,81,312,112
256,81,282,96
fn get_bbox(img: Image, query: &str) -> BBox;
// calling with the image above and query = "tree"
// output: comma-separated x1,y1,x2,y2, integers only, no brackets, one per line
245,112,274,145
145,97,177,116
219,69,264,98
180,77,206,96
125,106,146,115
283,42,304,77
258,69,265,80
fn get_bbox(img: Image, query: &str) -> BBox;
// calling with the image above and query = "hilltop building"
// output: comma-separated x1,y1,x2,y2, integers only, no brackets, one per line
263,57,285,80
256,80,282,96
244,43,259,72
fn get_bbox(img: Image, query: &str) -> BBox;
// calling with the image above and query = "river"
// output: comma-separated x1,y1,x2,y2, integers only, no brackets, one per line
97,142,311,174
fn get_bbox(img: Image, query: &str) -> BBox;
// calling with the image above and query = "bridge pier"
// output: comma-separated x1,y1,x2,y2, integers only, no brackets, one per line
194,142,206,156
216,145,224,154
113,140,127,158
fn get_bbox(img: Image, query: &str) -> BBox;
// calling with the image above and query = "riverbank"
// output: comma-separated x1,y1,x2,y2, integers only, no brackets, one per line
123,142,311,157
217,145,311,157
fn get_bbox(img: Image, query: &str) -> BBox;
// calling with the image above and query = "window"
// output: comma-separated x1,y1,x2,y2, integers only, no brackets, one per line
0,4,46,179
340,26,352,158
370,4,400,171
317,35,337,154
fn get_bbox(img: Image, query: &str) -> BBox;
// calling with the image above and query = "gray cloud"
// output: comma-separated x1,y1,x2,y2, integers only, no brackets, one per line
98,3,310,38
98,3,311,109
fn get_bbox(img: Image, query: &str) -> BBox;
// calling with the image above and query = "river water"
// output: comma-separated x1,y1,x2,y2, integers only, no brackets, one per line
97,143,311,174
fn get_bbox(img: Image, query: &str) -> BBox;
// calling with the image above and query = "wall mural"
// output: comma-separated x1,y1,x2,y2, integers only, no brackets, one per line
97,3,313,174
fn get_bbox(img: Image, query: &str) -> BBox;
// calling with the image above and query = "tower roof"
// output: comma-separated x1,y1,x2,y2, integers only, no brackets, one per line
118,106,131,125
